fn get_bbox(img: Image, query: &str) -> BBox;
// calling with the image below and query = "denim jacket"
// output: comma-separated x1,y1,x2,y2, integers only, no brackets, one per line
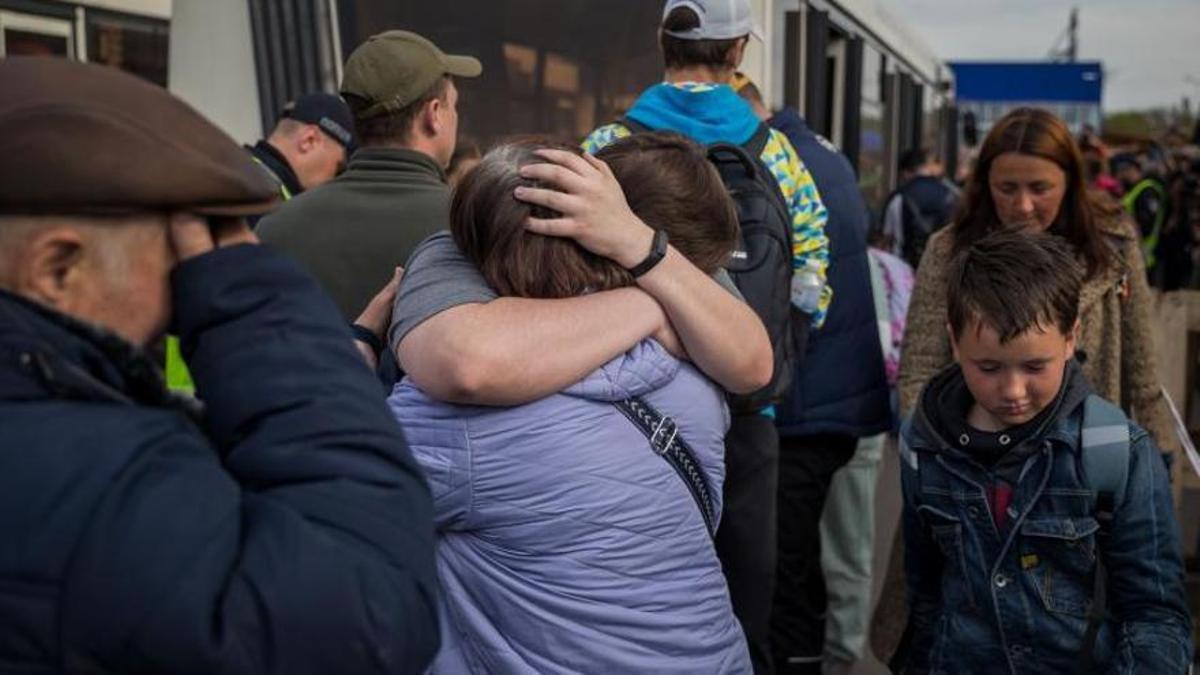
899,365,1192,674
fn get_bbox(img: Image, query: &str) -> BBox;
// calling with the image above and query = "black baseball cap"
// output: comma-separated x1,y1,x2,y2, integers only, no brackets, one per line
282,93,357,152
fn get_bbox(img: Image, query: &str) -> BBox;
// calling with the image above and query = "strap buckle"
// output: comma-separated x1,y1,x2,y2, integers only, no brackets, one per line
649,415,679,455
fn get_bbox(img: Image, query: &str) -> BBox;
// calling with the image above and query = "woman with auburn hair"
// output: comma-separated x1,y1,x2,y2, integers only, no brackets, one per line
871,107,1174,666
898,106,1167,440
388,133,751,672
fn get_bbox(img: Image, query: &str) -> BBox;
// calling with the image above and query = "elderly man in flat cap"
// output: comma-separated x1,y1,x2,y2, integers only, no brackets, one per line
257,30,481,322
0,57,439,672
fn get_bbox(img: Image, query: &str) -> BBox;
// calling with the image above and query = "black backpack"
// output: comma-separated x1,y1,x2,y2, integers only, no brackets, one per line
621,119,797,413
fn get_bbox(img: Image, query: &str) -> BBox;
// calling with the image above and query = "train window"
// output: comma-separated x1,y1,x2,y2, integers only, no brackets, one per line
85,10,169,87
338,0,662,146
0,11,73,58
859,43,886,209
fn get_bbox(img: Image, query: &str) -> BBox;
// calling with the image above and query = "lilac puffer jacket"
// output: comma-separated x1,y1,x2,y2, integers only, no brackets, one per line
388,340,751,674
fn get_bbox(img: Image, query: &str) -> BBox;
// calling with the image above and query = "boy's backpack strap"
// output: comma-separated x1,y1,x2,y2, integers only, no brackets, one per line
1081,394,1131,527
1078,394,1131,673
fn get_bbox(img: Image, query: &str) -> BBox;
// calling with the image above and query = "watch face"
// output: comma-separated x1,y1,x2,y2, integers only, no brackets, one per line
654,228,669,254
630,229,668,278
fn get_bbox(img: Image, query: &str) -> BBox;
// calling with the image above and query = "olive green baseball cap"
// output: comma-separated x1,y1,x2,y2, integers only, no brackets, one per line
340,30,482,120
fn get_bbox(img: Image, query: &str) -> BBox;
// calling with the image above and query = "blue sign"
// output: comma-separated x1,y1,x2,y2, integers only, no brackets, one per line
949,61,1103,103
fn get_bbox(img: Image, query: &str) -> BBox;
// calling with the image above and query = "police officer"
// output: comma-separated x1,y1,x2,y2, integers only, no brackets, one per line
0,57,438,672
245,93,355,211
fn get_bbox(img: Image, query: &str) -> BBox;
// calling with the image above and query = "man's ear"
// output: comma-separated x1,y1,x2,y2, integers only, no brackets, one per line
296,125,321,154
423,96,443,137
729,37,749,69
947,321,961,363
18,227,87,310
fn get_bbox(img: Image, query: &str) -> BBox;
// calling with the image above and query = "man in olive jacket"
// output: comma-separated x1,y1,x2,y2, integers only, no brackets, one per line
0,57,438,672
258,30,481,320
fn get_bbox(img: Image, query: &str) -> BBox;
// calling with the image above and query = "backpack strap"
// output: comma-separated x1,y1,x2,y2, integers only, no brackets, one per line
1077,394,1131,673
1081,394,1131,527
614,396,717,538
742,122,773,159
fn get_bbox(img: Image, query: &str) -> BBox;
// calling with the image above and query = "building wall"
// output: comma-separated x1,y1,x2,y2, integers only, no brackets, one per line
168,0,261,143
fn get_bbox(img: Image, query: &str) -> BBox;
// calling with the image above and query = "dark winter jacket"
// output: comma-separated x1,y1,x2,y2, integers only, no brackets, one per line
770,108,890,438
0,245,439,673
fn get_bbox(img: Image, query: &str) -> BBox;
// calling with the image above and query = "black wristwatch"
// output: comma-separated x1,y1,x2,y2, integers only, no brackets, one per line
350,323,384,358
628,229,669,278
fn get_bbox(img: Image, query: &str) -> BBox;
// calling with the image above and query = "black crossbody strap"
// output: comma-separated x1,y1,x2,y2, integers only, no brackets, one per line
614,396,717,537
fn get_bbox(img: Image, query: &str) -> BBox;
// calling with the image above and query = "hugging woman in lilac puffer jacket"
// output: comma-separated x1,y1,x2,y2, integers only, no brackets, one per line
389,133,752,674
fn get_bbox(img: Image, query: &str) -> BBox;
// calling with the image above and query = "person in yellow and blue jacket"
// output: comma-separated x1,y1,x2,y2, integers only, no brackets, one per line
580,2,831,672
583,85,830,327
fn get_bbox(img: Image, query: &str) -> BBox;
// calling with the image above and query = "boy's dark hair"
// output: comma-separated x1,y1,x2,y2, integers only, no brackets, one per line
660,6,743,71
345,76,450,147
451,133,736,299
946,230,1083,343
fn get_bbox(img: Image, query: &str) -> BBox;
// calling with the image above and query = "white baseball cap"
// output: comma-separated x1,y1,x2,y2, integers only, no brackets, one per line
661,0,762,41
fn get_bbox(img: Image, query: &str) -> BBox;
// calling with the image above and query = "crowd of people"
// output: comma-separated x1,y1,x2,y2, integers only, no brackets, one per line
1079,131,1200,293
0,0,1196,673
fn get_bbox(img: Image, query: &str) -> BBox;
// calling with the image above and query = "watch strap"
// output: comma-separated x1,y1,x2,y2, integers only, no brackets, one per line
628,229,669,278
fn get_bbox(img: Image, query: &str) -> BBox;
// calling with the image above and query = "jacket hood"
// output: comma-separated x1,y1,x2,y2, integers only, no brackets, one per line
909,358,1093,464
563,339,680,402
625,83,760,146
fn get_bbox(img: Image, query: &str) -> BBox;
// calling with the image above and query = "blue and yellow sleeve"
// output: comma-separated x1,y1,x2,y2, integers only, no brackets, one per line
761,129,832,327
581,123,631,155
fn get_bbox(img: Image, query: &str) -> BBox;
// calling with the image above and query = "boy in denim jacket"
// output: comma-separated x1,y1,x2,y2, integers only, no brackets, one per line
899,230,1193,673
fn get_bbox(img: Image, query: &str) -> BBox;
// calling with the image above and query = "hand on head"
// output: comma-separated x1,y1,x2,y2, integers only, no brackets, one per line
168,213,258,262
513,149,654,270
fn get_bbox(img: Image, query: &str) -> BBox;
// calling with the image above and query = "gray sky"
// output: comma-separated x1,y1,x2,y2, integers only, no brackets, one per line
894,0,1200,112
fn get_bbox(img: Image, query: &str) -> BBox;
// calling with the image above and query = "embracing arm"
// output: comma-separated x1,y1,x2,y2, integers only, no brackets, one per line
399,287,667,406
397,147,772,406
518,149,772,393
635,246,772,393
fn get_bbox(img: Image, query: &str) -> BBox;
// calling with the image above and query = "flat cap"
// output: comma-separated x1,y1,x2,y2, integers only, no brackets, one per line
0,57,279,216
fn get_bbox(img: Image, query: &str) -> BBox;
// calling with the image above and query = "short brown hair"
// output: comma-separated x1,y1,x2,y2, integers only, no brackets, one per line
660,6,744,71
452,134,738,299
946,229,1082,343
597,131,738,273
346,76,449,147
